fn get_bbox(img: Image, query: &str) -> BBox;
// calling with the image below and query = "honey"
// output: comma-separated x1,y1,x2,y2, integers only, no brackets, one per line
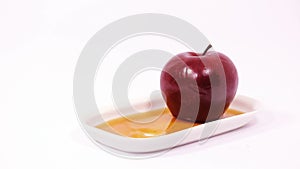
96,108,243,138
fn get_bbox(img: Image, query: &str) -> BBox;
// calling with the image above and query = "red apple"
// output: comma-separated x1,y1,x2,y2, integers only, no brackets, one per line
160,45,238,123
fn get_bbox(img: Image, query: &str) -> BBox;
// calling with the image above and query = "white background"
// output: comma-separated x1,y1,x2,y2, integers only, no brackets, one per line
1,0,300,168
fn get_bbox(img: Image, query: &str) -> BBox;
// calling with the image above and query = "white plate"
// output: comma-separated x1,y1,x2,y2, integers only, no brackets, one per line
84,95,260,153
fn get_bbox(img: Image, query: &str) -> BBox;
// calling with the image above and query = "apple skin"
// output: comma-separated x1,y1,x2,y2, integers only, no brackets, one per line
160,51,238,123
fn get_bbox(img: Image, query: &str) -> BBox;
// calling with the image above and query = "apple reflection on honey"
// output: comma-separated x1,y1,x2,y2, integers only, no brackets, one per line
96,44,239,138
96,108,243,138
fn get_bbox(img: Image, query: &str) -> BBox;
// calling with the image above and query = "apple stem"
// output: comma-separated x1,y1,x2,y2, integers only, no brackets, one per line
203,44,212,55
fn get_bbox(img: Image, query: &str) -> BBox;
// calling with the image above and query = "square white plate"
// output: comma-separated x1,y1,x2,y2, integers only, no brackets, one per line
84,95,260,153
